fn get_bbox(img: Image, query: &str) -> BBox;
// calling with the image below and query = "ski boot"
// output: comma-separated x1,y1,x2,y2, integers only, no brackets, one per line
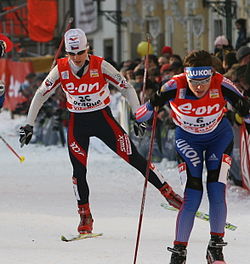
206,235,227,264
167,244,187,264
77,203,94,234
160,183,183,209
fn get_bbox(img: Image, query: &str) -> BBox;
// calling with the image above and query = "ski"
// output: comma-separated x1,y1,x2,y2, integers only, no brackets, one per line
61,232,103,242
161,203,237,231
209,261,227,264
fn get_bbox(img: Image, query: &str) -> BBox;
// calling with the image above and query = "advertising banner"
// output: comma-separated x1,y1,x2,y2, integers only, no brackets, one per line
75,0,98,34
1,59,33,111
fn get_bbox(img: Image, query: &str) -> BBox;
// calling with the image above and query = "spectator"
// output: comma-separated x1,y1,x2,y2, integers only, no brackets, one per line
235,18,248,50
148,68,161,86
224,63,240,82
234,65,250,96
124,64,136,83
133,54,159,74
211,55,225,74
236,46,250,65
19,73,37,99
161,46,173,64
161,61,183,84
158,54,170,67
245,62,250,87
169,54,183,65
148,54,160,70
214,35,229,52
161,46,173,56
214,35,232,62
222,51,238,72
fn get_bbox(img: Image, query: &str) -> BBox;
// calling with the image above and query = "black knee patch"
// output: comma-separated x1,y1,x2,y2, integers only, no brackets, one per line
207,169,220,183
186,176,203,190
224,140,234,155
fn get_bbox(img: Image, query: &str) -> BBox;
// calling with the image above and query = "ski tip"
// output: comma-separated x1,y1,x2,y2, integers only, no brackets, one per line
61,235,70,242
61,233,103,242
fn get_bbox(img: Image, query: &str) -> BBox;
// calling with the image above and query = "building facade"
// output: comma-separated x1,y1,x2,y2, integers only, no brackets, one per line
120,0,250,60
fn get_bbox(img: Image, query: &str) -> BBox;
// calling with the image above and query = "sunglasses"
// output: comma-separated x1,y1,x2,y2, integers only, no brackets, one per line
188,77,211,86
67,50,86,56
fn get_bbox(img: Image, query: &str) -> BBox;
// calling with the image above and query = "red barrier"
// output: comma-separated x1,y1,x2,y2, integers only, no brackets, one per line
0,59,33,111
240,124,250,191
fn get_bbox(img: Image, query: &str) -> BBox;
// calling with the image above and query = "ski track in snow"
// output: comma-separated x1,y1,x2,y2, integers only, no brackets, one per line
1,110,250,264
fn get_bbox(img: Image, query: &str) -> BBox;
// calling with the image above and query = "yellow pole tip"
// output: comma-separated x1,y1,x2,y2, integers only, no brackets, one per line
20,156,25,163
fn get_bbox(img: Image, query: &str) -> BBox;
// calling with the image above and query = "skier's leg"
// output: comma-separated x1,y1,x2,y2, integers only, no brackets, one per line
169,129,204,258
173,154,203,244
205,133,233,263
206,139,233,235
68,113,90,204
67,113,93,233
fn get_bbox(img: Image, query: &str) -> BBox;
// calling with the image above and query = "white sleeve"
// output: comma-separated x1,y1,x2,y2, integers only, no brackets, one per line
101,60,140,114
26,66,61,126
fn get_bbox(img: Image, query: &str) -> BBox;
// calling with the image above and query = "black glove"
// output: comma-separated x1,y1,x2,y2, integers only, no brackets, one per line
246,123,250,134
0,40,6,57
19,125,33,147
133,121,147,137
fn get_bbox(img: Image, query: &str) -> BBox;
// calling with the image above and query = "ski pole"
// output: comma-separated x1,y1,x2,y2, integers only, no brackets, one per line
141,33,152,104
0,135,25,162
50,16,73,70
133,106,159,264
242,123,250,165
242,123,250,189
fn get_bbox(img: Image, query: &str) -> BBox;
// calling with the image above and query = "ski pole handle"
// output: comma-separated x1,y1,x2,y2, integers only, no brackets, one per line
141,33,152,104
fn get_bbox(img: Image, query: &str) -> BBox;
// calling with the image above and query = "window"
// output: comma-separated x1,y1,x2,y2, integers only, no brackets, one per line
103,39,113,59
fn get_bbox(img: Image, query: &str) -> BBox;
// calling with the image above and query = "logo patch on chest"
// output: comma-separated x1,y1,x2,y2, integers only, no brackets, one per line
90,69,99,77
61,71,69,79
209,89,219,98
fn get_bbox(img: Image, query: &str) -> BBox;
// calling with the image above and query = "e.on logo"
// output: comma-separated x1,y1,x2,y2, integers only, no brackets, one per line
178,103,220,115
66,82,100,93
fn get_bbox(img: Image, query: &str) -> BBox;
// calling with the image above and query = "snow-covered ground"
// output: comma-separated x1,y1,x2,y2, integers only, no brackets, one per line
1,109,250,264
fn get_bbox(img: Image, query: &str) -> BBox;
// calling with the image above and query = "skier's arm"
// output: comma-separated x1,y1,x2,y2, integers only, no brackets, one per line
101,60,140,114
221,77,250,131
135,79,177,122
19,66,61,147
26,66,61,126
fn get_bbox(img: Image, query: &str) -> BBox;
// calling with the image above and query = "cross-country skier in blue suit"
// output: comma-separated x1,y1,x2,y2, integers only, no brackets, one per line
136,50,250,264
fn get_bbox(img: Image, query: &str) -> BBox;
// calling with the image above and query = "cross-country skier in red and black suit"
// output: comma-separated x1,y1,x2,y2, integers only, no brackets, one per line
19,28,182,235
